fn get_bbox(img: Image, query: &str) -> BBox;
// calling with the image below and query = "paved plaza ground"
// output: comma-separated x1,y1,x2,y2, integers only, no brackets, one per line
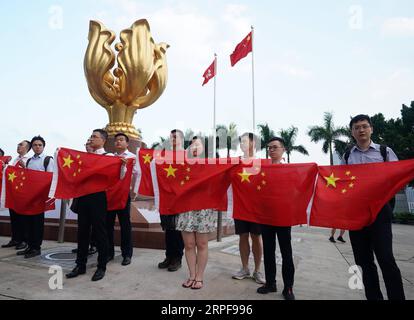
0,224,412,300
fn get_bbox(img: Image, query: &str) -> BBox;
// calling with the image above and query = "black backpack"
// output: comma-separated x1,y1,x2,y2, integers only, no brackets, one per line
26,156,53,171
343,144,395,210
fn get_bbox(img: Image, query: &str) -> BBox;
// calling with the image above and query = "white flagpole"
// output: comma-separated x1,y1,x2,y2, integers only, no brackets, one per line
251,26,256,134
213,53,217,158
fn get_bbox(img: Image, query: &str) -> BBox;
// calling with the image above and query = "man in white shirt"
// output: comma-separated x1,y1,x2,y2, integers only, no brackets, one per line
17,136,54,259
66,129,121,282
1,140,32,250
106,133,136,266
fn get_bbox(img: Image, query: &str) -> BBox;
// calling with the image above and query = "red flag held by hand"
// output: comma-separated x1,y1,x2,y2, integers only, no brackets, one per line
230,31,253,67
106,159,134,211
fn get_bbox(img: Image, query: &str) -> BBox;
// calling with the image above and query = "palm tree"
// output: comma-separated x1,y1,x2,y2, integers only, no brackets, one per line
257,123,275,158
279,126,309,163
216,123,239,157
308,112,349,165
150,136,168,149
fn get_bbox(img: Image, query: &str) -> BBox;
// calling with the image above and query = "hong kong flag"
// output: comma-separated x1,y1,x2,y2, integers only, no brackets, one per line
1,166,55,215
48,148,124,199
310,159,414,230
230,31,253,67
230,162,318,227
202,59,216,86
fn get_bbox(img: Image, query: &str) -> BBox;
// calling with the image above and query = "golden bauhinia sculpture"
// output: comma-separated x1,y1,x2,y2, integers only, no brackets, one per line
84,19,169,139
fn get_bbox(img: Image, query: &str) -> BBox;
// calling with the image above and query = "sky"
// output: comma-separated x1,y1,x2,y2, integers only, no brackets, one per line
0,0,413,164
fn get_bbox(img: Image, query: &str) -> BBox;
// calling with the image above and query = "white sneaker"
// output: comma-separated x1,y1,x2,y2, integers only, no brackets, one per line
252,271,266,284
232,268,250,280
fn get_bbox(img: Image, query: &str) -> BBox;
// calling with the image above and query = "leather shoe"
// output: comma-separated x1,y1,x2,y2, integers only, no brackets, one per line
15,242,28,250
17,247,31,256
257,284,277,294
282,287,295,300
24,249,41,259
2,240,19,248
121,257,131,266
167,259,182,272
91,268,105,281
66,266,86,278
158,257,171,269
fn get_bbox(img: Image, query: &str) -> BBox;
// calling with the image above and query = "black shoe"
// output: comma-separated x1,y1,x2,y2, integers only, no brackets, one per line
257,284,277,294
66,266,86,279
167,259,182,272
2,240,19,248
15,242,28,250
107,255,114,263
158,257,171,269
329,236,336,243
337,236,346,243
282,287,295,300
88,246,97,255
71,248,78,254
24,249,41,259
17,247,31,256
121,257,131,266
91,268,105,281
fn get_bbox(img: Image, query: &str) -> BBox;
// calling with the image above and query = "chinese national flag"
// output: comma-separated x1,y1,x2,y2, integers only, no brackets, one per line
48,148,124,199
152,156,237,215
1,166,55,215
230,162,318,227
134,148,156,196
106,159,134,211
310,159,414,230
202,59,216,86
0,156,12,165
230,32,253,67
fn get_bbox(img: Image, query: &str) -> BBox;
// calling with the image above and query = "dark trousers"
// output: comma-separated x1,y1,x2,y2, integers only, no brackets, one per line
76,192,108,270
349,204,405,300
165,229,184,260
261,224,295,289
26,213,44,251
9,209,26,243
106,196,133,258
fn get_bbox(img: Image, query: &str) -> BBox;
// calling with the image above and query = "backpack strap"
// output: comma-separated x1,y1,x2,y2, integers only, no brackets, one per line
343,146,353,165
43,156,53,171
379,145,388,162
26,158,31,168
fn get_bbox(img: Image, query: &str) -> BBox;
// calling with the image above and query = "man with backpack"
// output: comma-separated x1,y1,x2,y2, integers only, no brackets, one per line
17,136,54,258
342,114,405,300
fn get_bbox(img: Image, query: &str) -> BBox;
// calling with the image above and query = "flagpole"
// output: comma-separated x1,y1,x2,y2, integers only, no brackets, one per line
213,53,217,158
251,25,256,134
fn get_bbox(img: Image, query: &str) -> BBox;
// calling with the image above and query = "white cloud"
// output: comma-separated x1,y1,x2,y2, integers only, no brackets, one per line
382,17,414,36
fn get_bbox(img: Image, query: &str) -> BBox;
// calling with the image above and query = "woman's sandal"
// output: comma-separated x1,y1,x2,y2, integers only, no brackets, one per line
182,279,195,288
191,280,203,290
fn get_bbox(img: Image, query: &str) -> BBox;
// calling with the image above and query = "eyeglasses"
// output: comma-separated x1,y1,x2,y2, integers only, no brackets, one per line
267,146,283,151
352,124,371,131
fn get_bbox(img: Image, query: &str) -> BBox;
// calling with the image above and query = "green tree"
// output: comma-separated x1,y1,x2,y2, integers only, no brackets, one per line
308,112,348,165
257,123,275,158
279,126,309,163
216,123,239,157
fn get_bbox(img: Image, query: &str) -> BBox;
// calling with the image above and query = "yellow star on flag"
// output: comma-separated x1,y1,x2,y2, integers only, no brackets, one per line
238,169,252,183
324,173,340,188
164,165,178,178
349,183,354,188
8,172,17,183
142,154,152,164
342,189,347,194
345,171,351,176
62,155,74,169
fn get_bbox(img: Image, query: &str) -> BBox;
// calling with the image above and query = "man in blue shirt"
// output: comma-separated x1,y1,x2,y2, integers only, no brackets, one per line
342,114,405,300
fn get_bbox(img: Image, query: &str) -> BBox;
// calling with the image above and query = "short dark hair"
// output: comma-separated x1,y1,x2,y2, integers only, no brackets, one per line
23,140,31,151
349,114,372,129
239,132,257,143
170,129,184,141
93,129,108,141
115,132,130,142
0,148,4,156
31,135,46,147
267,137,285,147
